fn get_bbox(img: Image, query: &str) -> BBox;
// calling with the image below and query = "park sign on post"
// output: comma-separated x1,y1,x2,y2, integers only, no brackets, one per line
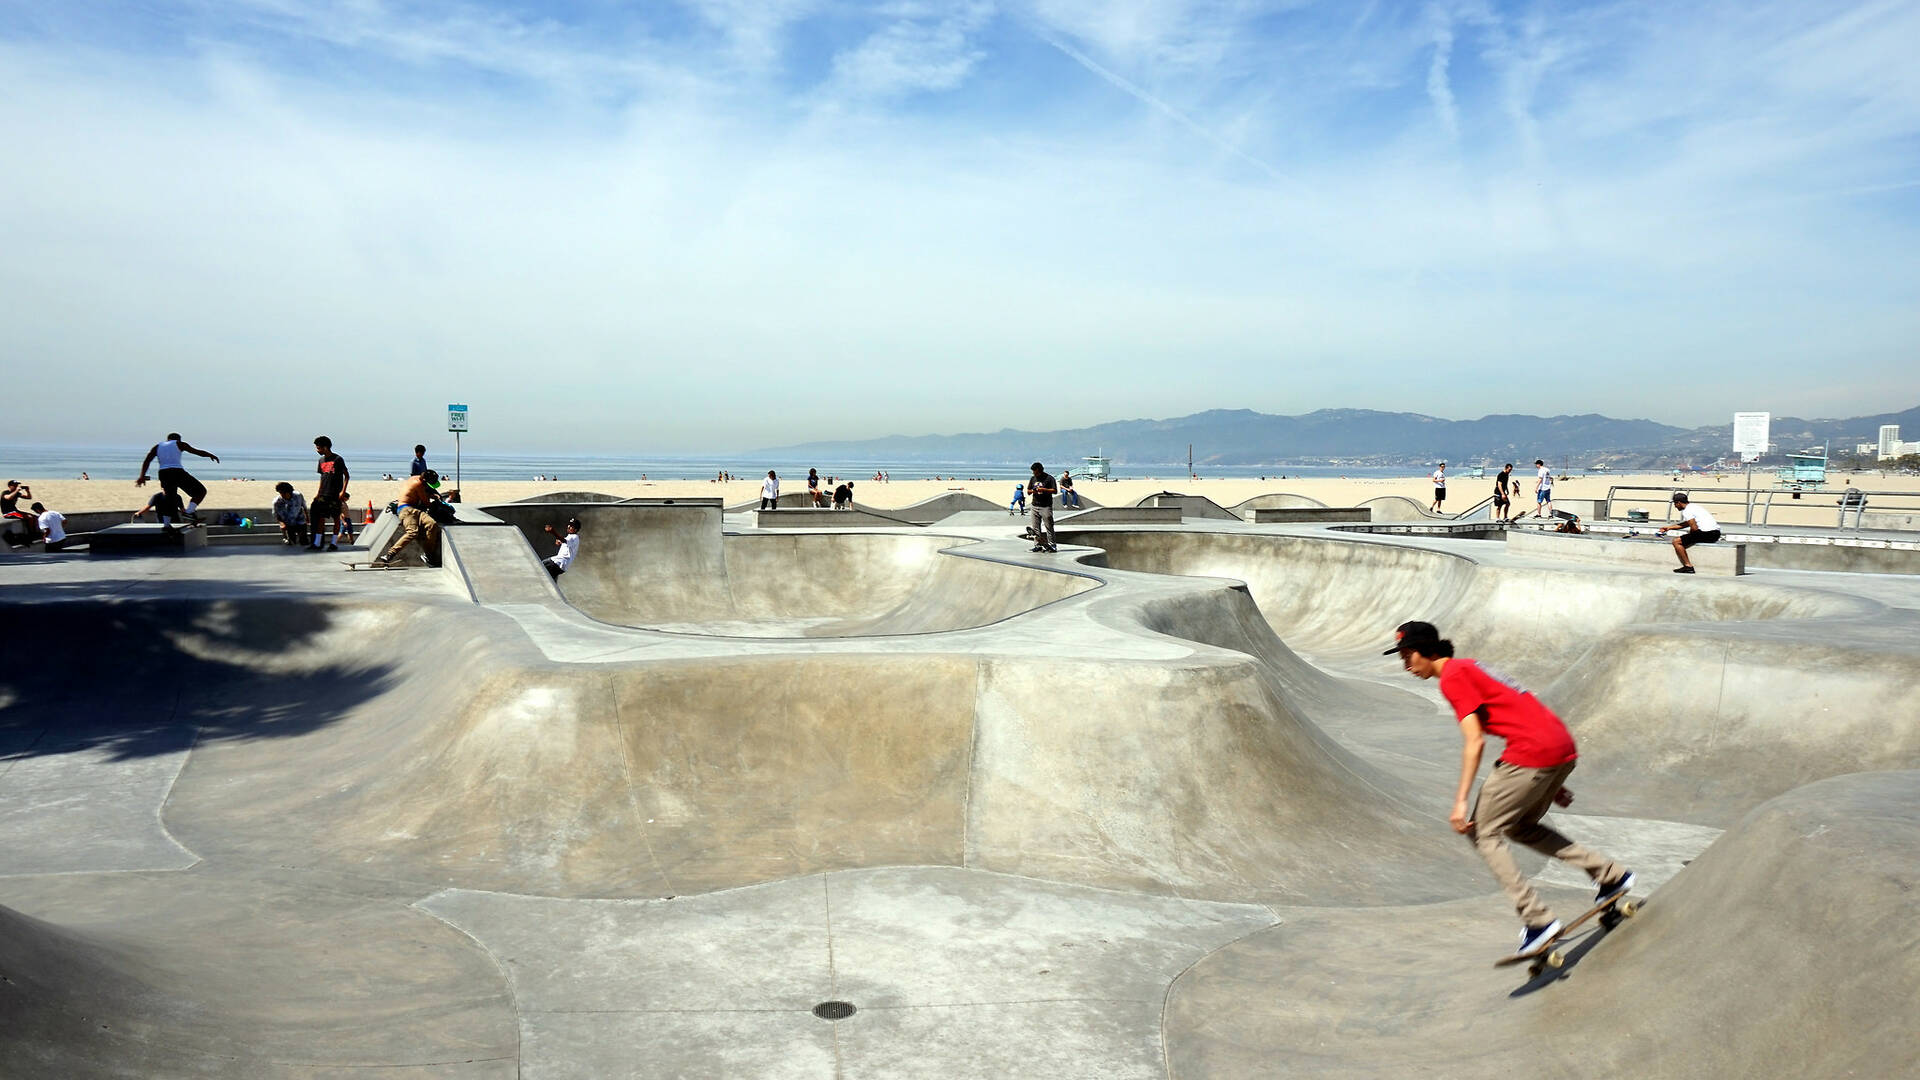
1733,411,1769,462
448,404,469,433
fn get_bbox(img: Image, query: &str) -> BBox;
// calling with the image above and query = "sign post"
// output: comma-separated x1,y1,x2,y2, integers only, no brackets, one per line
1732,412,1769,523
447,404,469,493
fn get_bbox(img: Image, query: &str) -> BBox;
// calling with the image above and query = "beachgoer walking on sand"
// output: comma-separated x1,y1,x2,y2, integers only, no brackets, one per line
375,470,444,567
137,433,219,522
760,470,780,510
272,483,310,547
32,503,70,552
1429,462,1448,514
309,436,351,553
1656,493,1721,574
1493,464,1516,524
1386,620,1634,959
1533,459,1553,518
1027,462,1058,553
540,517,581,579
410,444,429,477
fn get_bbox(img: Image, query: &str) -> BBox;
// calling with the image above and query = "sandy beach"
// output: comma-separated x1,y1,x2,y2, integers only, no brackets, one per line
16,469,1918,528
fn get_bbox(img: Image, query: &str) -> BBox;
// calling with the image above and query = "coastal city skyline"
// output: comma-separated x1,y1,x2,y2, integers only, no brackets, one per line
4,1,1917,452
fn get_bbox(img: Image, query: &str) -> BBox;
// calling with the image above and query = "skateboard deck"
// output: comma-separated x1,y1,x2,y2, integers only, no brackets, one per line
1495,893,1639,974
342,561,409,571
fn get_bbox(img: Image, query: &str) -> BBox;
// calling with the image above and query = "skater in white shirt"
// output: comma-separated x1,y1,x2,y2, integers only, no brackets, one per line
1655,493,1722,574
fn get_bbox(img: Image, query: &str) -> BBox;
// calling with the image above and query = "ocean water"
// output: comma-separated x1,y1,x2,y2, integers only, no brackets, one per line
0,444,1424,484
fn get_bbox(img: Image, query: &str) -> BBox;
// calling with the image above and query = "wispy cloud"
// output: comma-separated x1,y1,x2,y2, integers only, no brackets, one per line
0,0,1917,448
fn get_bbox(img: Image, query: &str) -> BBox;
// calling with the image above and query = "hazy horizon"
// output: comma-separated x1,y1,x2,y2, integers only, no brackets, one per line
4,1,1918,453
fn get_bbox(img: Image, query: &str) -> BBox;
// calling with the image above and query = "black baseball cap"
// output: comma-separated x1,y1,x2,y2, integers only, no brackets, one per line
1383,620,1441,655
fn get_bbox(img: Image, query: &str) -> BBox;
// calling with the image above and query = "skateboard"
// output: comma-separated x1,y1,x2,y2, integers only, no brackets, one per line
1495,891,1640,975
342,560,410,572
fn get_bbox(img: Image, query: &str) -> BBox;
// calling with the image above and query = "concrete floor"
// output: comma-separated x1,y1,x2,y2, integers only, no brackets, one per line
1,505,1916,1078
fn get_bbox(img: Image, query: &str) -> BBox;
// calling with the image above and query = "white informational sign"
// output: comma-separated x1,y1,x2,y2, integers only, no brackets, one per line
448,403,469,433
1732,411,1769,458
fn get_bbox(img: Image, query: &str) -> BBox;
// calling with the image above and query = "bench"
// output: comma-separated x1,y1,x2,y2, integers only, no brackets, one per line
1506,529,1746,576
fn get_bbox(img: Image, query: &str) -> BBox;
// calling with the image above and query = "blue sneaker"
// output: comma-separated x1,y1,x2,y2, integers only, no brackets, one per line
1595,871,1636,907
1516,919,1562,958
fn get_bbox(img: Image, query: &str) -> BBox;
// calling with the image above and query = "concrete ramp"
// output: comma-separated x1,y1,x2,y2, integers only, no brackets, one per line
1230,492,1328,512
1166,770,1920,1079
1134,491,1241,520
482,500,1092,636
1357,495,1439,521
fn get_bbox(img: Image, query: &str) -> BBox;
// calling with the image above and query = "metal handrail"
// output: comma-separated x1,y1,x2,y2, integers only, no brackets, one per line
1600,484,1918,531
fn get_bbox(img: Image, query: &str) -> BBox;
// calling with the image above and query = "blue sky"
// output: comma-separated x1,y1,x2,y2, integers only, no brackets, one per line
3,1,1917,452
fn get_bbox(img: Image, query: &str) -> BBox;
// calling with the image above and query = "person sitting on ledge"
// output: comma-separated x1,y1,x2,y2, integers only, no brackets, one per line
1656,493,1721,574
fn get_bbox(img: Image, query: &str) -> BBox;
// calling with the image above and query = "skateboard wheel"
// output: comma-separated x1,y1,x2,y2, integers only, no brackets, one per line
1546,950,1566,969
1618,899,1638,917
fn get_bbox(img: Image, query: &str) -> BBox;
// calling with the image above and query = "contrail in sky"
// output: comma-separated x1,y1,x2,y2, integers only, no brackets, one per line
1026,23,1292,187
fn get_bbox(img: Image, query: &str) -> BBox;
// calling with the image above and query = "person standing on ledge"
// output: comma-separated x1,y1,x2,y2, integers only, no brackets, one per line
760,470,780,511
1656,493,1721,574
309,436,351,553
137,432,220,523
1532,459,1554,518
1386,620,1634,959
1493,463,1516,524
1429,462,1448,515
1027,461,1058,553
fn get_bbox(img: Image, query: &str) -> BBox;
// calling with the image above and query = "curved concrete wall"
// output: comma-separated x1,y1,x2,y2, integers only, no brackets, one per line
484,501,1093,636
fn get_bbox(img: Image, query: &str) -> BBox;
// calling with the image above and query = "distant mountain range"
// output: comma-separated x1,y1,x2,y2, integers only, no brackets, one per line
751,404,1920,468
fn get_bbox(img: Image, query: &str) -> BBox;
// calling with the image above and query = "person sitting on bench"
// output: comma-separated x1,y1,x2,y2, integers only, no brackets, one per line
1656,493,1720,574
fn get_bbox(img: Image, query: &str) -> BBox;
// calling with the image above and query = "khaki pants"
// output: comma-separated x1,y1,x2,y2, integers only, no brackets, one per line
1467,760,1621,927
380,506,442,566
1030,504,1055,547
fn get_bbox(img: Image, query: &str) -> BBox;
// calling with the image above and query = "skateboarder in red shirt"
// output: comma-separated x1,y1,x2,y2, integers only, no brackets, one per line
1387,620,1635,958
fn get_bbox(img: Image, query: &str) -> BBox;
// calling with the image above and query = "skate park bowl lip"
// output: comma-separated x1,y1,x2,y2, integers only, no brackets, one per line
1057,526,1920,826
478,499,1100,639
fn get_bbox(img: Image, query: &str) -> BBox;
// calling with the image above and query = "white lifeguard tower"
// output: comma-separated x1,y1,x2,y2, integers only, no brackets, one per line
1083,450,1112,480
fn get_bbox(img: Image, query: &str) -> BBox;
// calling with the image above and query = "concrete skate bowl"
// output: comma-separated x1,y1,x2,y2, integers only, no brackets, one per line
1357,494,1437,521
483,500,1095,636
1058,528,1919,824
1164,769,1920,1079
1229,492,1328,513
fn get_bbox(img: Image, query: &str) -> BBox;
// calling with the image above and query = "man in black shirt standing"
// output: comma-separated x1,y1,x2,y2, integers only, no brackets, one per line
1027,461,1058,553
311,435,351,553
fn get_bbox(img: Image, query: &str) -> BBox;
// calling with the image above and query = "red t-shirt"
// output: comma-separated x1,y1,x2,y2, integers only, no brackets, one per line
1438,658,1577,768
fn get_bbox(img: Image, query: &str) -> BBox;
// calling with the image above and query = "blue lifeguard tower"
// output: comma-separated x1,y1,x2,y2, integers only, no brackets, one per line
1777,446,1828,485
1083,450,1112,480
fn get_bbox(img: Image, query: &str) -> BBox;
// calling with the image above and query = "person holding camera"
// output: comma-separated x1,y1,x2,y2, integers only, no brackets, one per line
540,517,582,579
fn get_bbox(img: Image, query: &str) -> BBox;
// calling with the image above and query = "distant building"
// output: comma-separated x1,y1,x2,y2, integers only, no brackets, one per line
1857,443,1877,454
1878,425,1901,459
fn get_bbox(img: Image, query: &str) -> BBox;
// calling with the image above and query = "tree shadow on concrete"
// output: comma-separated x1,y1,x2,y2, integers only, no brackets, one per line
0,582,401,763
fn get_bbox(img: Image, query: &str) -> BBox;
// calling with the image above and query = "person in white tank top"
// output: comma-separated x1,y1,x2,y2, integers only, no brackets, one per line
137,432,221,521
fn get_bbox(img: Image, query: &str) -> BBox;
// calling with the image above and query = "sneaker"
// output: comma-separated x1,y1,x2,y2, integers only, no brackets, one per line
1044,546,1059,553
1030,544,1047,552
1516,920,1562,958
1595,871,1635,907
1673,566,1695,574
325,542,340,553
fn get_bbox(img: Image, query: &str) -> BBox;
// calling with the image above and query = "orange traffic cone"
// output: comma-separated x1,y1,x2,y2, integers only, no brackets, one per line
363,500,375,525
